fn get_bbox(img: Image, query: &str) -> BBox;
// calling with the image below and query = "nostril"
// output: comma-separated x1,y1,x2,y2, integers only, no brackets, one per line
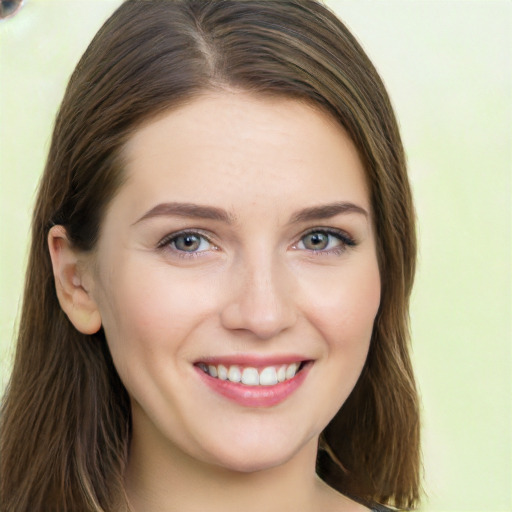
219,285,297,340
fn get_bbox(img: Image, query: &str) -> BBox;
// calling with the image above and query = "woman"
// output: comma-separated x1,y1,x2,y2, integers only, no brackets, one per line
0,1,420,510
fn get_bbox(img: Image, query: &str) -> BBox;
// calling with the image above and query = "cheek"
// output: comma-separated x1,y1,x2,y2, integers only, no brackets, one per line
295,258,381,429
95,259,212,366
94,263,217,418
299,258,381,349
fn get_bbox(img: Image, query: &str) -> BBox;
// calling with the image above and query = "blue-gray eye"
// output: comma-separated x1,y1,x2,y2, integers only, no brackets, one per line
301,232,330,250
297,230,351,252
172,233,210,252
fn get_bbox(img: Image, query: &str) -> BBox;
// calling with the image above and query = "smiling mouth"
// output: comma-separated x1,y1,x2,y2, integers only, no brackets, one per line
195,361,308,387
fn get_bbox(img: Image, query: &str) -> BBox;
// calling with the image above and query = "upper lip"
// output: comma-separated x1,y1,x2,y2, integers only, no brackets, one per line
194,354,311,368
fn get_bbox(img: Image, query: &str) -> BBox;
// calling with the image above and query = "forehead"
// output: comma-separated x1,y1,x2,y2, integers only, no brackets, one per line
117,91,370,221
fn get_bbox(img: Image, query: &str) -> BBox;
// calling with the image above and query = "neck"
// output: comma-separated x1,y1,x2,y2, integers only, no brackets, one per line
124,425,327,512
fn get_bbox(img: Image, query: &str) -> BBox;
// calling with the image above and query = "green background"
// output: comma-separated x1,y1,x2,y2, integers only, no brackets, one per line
1,1,510,510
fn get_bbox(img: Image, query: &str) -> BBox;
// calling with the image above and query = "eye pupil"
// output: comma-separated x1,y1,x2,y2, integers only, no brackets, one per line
175,234,200,251
303,232,328,250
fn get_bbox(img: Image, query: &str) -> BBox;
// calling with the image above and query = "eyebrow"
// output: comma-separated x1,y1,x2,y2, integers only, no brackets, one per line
133,200,368,226
288,201,369,224
133,202,236,225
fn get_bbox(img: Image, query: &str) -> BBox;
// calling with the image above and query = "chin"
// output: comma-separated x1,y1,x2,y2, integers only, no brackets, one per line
213,451,294,474
200,433,313,474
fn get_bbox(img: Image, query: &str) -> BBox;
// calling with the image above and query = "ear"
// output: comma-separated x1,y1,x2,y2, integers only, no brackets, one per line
48,225,102,335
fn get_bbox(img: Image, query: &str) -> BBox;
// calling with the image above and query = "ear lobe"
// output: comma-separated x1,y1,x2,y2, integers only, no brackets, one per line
48,225,102,335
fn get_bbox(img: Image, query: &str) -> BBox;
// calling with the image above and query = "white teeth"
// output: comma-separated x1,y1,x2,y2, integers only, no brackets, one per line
285,362,299,380
217,364,228,380
259,366,278,386
227,365,241,383
200,361,305,386
241,367,259,385
277,365,287,382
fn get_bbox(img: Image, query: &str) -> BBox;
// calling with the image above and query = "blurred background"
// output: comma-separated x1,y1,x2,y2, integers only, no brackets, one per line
0,1,510,510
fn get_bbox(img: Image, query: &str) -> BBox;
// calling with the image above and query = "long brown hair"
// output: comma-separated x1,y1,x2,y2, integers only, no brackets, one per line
0,1,420,510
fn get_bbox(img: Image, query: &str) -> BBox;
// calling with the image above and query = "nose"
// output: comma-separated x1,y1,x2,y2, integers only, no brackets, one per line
220,254,297,340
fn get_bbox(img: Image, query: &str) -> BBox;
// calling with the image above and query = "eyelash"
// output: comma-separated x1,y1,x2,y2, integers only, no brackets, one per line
156,228,356,258
157,230,217,259
294,228,356,256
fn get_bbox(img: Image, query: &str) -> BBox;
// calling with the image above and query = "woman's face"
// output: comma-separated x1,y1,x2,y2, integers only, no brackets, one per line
89,92,380,473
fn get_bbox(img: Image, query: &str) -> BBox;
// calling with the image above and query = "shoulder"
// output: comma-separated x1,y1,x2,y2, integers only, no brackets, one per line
315,481,382,512
315,477,404,512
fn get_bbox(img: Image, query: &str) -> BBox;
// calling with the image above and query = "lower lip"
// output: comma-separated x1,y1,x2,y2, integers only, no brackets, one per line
195,364,311,408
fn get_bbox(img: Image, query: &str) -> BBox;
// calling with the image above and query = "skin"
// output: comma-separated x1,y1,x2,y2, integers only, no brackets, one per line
49,92,381,512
